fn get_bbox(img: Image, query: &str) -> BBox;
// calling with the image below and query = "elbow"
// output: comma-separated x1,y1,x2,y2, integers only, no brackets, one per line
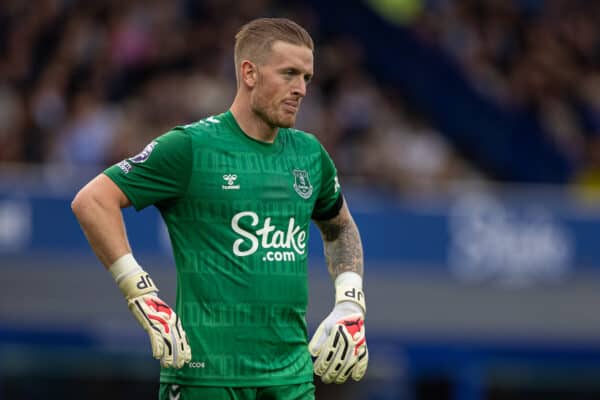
71,174,129,220
72,184,101,220
71,188,89,220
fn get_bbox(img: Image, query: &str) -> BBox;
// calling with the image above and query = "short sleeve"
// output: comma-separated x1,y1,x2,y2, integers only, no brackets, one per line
104,127,192,211
312,143,343,220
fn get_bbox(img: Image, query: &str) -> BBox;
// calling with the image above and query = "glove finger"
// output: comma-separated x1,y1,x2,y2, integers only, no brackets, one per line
181,329,192,364
308,321,329,356
172,334,185,369
129,300,164,359
173,352,185,369
351,345,369,381
180,340,192,365
313,327,339,376
174,317,191,367
334,339,365,384
173,341,191,369
323,353,353,385
151,322,170,361
161,334,174,367
321,326,356,384
173,336,190,369
314,325,346,378
337,363,355,384
149,330,165,359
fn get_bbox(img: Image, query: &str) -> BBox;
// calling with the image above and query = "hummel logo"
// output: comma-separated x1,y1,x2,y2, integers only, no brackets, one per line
169,384,180,400
223,174,237,185
222,174,240,190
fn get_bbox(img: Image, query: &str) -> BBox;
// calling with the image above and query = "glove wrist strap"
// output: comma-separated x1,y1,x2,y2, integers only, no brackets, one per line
334,271,366,314
109,253,158,300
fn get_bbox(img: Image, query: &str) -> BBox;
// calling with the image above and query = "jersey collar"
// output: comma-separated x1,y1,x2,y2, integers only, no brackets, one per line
222,110,285,155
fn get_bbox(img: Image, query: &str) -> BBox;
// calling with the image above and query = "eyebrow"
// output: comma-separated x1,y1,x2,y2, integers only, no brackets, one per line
283,67,313,80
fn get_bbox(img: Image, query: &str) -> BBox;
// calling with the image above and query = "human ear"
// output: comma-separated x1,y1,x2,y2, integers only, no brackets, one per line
240,60,257,88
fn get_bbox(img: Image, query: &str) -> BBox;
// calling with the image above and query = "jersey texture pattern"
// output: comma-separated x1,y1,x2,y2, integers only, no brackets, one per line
105,111,341,386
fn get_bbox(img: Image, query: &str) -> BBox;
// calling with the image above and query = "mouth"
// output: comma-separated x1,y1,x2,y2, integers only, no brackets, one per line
282,100,299,114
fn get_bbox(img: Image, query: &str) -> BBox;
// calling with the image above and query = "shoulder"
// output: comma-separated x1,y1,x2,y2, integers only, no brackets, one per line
281,127,323,150
175,113,229,141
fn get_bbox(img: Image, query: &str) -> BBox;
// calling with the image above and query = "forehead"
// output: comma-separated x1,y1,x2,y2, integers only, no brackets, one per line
264,41,314,73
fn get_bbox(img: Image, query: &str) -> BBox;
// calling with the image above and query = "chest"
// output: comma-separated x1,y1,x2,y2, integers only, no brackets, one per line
188,148,322,206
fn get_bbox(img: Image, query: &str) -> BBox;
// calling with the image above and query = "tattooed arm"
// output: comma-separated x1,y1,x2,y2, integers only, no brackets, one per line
310,197,369,383
313,198,364,279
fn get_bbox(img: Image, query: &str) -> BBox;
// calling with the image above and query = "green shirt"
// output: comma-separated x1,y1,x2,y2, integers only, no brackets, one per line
104,111,341,387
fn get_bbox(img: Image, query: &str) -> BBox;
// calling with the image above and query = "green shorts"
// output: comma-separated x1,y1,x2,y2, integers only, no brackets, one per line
159,382,315,400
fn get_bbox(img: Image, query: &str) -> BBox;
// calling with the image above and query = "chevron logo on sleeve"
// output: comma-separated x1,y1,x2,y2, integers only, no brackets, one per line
169,384,180,400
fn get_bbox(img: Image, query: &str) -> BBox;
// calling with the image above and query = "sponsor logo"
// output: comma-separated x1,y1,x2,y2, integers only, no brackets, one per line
222,174,240,190
188,361,206,369
334,176,341,193
117,160,132,174
448,193,572,287
134,273,155,291
342,287,364,303
129,141,157,163
293,169,313,199
231,211,306,262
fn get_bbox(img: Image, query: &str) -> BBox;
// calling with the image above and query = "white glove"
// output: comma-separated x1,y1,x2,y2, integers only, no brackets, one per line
309,272,368,384
111,254,192,369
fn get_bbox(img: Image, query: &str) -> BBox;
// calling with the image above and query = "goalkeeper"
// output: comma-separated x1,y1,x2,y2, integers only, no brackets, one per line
72,17,367,399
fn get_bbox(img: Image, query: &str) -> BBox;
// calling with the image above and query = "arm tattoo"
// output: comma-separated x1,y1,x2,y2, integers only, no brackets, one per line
314,203,364,279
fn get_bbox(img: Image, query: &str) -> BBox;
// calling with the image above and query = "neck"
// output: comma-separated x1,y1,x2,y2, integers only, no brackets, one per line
230,96,278,143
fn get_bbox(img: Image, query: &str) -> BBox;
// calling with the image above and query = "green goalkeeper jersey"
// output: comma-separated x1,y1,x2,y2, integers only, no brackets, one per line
104,111,342,387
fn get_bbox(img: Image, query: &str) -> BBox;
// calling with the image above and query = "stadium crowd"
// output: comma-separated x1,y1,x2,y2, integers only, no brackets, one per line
414,0,600,187
0,0,480,196
3,0,600,193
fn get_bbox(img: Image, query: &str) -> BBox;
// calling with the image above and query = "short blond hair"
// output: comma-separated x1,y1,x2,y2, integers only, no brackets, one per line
234,18,314,84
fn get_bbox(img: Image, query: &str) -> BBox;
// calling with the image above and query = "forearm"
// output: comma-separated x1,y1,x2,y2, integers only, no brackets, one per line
71,170,190,369
322,220,363,278
315,202,364,279
311,201,368,383
72,175,132,268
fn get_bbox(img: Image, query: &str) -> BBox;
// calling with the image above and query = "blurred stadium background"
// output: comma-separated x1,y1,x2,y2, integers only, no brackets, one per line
3,0,600,399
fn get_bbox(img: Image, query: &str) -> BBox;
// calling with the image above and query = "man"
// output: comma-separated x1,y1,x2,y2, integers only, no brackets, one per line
72,17,367,399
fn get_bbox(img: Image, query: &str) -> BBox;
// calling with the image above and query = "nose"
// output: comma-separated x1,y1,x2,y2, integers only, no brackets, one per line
292,77,307,97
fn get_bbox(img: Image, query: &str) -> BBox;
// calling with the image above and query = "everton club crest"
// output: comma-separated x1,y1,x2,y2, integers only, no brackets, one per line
293,169,313,199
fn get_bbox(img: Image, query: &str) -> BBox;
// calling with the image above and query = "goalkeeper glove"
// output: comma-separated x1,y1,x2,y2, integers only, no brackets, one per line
309,272,368,384
110,253,191,368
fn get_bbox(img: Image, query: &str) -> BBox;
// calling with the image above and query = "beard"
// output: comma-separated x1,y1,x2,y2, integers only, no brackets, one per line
251,98,296,129
250,78,297,129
